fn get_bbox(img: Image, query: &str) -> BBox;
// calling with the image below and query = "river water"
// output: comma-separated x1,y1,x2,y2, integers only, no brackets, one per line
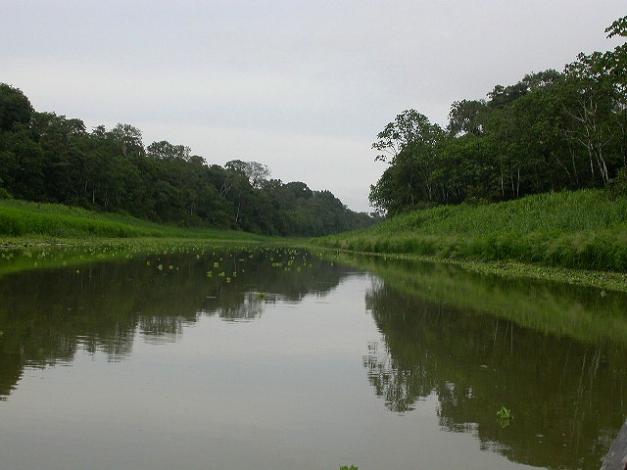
0,246,625,469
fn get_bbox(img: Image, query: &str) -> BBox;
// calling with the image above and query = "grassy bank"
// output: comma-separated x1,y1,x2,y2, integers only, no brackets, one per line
0,199,266,241
0,238,273,278
317,189,627,273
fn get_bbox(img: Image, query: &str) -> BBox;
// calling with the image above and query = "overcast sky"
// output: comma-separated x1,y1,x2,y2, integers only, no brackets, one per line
2,1,625,211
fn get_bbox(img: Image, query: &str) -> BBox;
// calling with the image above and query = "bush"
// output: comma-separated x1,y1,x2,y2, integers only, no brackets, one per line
610,168,627,199
0,187,12,199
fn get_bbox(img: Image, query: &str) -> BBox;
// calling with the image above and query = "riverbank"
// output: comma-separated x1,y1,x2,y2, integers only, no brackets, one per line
316,189,627,273
3,236,626,294
0,237,274,278
0,199,267,241
0,200,271,277
2,192,627,293
315,247,627,294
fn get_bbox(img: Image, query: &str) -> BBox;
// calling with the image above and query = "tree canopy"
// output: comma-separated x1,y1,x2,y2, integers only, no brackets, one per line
0,85,374,236
370,16,627,215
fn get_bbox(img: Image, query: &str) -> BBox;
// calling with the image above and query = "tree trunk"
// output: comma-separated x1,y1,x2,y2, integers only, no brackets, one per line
516,168,521,198
569,147,579,186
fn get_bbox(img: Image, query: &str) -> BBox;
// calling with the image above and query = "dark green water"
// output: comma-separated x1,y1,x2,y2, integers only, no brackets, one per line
0,247,625,470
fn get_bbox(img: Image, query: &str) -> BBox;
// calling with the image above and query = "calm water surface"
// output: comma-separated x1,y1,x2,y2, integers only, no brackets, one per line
0,247,625,470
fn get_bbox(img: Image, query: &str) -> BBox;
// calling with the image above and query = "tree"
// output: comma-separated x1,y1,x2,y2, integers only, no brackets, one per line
448,100,487,136
108,124,144,158
372,109,438,163
147,140,191,161
368,16,627,213
369,111,447,213
564,53,614,184
0,84,33,131
603,15,627,169
225,160,270,188
0,82,373,235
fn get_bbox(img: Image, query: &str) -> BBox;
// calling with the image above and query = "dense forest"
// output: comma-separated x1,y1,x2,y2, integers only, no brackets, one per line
0,88,373,236
370,16,627,215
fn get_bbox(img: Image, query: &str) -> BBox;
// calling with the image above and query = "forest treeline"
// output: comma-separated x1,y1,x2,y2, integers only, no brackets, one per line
370,16,627,215
0,89,373,236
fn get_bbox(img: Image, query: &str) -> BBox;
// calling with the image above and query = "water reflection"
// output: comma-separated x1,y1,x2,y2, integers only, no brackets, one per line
0,247,625,470
345,254,627,470
0,248,349,397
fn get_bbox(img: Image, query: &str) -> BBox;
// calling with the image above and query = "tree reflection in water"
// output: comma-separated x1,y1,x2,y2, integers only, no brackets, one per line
0,248,625,470
0,248,348,397
359,259,627,470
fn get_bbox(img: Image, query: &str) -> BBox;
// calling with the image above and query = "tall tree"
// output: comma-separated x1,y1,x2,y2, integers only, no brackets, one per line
0,84,32,131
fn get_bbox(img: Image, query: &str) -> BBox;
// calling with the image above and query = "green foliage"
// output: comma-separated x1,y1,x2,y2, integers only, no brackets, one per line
0,91,374,237
496,406,513,420
0,199,268,240
610,168,627,199
340,466,358,470
448,99,487,136
496,406,513,428
0,84,32,131
0,188,11,200
318,189,627,272
369,16,627,215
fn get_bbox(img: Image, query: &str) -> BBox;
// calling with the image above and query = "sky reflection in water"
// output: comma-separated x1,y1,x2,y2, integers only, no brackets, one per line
0,247,624,470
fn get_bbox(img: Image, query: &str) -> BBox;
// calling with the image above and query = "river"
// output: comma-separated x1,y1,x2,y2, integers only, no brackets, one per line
0,246,625,469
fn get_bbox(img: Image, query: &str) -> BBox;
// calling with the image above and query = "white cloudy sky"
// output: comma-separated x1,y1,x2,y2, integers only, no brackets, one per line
2,0,625,211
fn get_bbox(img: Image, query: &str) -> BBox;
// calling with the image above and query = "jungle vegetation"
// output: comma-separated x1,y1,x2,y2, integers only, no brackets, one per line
0,198,273,240
318,189,627,272
317,16,627,274
369,16,627,215
0,87,373,237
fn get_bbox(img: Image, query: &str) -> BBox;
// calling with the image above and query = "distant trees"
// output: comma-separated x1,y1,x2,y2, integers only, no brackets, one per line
0,84,373,236
370,16,627,215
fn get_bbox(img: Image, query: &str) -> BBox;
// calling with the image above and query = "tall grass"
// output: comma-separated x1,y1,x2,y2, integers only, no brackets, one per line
0,199,266,241
318,190,627,272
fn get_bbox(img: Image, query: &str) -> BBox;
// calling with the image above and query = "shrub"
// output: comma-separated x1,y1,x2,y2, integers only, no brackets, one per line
0,187,12,199
610,168,627,199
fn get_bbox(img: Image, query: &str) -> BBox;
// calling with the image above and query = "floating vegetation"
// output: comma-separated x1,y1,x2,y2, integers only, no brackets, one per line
0,238,285,279
496,406,513,428
496,406,512,420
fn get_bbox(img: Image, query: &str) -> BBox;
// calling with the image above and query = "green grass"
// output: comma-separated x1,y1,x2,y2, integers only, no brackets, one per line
0,199,267,241
0,238,274,278
317,189,627,273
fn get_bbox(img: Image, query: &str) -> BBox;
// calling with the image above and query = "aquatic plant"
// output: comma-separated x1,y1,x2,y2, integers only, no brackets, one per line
496,406,513,427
